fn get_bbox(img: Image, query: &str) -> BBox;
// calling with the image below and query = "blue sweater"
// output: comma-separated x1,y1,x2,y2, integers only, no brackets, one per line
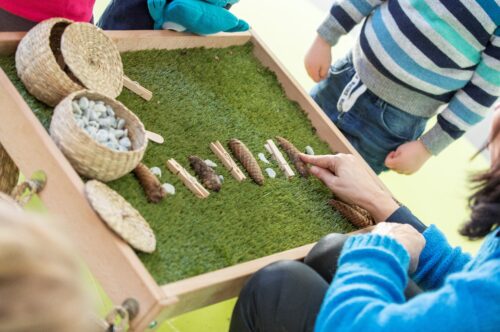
314,212,500,331
318,0,500,155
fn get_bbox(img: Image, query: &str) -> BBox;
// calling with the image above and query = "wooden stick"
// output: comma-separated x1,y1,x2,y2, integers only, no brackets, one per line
145,130,164,144
123,75,153,101
265,139,295,178
166,159,209,199
210,141,246,182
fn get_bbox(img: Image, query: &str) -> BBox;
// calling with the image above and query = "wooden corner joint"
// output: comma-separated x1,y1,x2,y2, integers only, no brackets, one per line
264,139,295,178
166,159,209,199
210,141,246,182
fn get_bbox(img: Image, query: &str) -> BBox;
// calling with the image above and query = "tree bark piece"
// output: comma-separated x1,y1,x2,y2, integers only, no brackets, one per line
329,199,375,228
228,139,264,185
276,136,309,178
189,155,222,192
133,163,166,203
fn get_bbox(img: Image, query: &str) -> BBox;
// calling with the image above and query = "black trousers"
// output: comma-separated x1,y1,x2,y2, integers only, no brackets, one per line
230,234,422,332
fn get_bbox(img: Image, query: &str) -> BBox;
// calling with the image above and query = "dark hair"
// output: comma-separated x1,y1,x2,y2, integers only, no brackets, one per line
460,163,500,239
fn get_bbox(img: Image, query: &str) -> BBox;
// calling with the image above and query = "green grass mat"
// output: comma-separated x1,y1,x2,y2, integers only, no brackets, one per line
0,44,353,284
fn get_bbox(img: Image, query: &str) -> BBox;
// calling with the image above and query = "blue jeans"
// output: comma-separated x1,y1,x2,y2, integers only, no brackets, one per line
311,55,427,174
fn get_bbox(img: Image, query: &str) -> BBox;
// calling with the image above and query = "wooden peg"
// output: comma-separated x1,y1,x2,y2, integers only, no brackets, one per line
166,159,209,199
145,130,164,144
123,75,153,101
210,141,246,182
265,139,295,178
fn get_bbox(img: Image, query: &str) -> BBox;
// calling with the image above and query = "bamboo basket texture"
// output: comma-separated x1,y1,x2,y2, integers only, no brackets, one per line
15,18,123,107
50,90,147,181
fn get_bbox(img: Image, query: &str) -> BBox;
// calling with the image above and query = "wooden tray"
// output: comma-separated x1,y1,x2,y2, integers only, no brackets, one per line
0,30,389,331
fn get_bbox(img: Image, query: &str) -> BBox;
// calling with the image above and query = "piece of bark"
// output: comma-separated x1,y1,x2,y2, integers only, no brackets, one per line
228,139,264,185
133,163,166,203
189,155,222,192
329,199,375,228
276,136,309,178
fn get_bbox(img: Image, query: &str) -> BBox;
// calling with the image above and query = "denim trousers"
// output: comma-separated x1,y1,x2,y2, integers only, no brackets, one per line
310,55,427,174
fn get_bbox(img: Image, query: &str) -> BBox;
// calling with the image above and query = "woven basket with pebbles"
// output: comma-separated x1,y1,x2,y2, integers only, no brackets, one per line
85,180,156,253
15,18,123,106
50,90,147,181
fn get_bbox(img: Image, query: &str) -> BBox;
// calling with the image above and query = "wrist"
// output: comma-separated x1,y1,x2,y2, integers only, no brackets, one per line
362,194,400,222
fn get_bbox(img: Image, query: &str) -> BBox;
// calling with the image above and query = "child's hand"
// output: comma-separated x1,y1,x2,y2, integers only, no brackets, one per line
305,35,332,82
385,141,431,175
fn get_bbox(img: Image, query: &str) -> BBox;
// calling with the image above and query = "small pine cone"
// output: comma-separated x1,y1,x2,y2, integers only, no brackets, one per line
189,155,222,192
133,163,166,203
276,136,309,178
228,139,264,185
329,199,375,228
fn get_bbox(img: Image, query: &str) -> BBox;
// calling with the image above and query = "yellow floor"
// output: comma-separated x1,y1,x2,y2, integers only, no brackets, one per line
87,1,488,330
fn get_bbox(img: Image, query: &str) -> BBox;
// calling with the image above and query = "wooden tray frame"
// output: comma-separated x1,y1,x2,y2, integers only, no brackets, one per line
0,30,388,331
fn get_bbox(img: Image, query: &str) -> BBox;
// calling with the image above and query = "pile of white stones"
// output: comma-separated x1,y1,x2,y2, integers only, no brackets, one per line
72,97,132,152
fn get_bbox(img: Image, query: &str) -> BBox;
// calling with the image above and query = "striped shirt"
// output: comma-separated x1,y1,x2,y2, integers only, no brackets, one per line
318,0,500,155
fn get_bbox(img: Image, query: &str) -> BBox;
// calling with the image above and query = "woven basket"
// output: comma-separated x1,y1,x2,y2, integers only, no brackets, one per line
50,90,147,181
16,18,123,107
0,144,19,194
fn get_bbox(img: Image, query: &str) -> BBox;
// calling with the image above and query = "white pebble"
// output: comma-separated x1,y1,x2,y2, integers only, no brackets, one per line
88,100,95,109
204,159,218,168
305,146,315,155
94,104,107,115
119,137,132,149
78,97,89,110
117,118,126,130
162,183,176,195
85,126,98,137
265,168,277,179
113,129,125,139
150,167,162,178
96,129,109,143
98,117,114,128
87,120,99,129
89,109,101,121
72,101,82,115
219,175,224,183
258,153,270,164
106,106,115,117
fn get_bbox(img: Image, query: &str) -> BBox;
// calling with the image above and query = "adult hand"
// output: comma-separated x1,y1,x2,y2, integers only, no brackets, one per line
385,140,431,175
304,35,332,82
300,153,399,222
372,222,426,273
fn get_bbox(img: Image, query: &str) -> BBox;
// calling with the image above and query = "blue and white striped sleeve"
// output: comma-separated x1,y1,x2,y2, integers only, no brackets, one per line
317,0,385,46
421,27,500,155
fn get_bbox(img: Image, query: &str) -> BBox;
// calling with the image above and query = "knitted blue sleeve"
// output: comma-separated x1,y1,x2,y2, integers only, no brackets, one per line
413,225,472,290
314,234,500,332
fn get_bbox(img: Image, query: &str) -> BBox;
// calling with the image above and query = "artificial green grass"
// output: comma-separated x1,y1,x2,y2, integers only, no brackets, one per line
0,43,354,284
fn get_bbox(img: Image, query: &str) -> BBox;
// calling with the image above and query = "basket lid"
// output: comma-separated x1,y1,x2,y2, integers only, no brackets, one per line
85,180,156,253
61,23,123,99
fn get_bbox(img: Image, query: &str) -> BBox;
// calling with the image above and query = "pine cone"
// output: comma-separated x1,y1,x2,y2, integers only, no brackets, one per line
189,155,222,192
329,199,375,228
133,163,166,203
228,139,264,185
276,136,309,178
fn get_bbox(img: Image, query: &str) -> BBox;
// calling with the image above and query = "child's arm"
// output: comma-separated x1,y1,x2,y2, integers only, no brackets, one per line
305,0,385,82
386,28,500,174
422,28,500,156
